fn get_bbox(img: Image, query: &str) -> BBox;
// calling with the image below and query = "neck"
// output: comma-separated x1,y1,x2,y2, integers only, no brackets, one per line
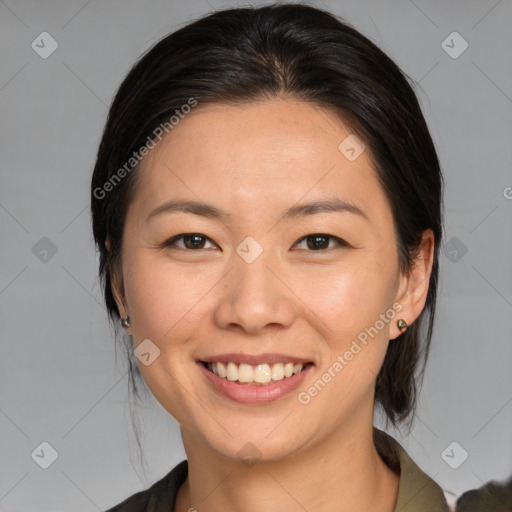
175,412,399,512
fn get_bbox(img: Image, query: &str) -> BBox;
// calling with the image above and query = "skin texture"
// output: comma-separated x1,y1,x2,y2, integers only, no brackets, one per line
108,98,434,512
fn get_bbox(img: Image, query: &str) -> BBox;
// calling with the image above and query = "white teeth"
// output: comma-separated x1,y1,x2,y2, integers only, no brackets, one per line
217,361,227,378
238,363,253,383
271,363,284,381
207,361,305,385
254,364,272,383
292,363,303,375
226,361,238,381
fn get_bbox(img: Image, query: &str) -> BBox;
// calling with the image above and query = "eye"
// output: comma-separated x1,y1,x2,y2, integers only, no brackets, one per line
162,232,349,252
293,234,349,251
163,233,217,250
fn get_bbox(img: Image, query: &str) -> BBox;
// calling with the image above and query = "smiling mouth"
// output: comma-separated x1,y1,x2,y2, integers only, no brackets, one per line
200,360,314,386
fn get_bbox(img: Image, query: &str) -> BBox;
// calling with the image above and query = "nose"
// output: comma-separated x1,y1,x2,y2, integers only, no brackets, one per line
213,245,296,335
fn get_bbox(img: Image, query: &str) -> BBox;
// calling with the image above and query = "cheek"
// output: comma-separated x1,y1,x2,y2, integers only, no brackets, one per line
122,253,208,342
307,259,396,335
304,257,398,393
121,255,207,421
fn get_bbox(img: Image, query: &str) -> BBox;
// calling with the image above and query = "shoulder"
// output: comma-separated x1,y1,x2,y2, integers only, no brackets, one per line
374,428,451,512
104,460,188,512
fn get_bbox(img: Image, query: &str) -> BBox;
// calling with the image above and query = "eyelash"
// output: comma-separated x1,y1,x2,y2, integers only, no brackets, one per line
162,233,349,252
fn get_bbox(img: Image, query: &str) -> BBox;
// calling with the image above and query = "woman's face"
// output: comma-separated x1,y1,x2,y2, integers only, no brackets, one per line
112,98,424,462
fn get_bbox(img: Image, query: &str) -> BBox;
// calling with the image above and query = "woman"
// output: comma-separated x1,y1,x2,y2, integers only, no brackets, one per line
91,3,449,511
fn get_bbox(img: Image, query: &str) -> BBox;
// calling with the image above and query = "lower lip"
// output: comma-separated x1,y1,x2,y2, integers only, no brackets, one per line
197,362,314,405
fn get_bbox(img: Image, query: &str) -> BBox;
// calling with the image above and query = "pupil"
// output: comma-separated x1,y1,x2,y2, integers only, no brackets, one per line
186,235,204,249
309,235,327,250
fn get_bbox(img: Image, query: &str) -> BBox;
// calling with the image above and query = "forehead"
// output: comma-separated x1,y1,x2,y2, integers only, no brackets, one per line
132,98,391,225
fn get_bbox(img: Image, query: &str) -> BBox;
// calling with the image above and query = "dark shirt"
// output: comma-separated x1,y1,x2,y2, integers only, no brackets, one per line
104,428,450,512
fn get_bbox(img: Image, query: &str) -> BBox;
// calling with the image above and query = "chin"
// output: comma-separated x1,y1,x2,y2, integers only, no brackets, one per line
190,417,310,465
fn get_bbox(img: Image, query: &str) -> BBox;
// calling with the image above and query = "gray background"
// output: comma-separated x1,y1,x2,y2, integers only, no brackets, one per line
1,0,511,510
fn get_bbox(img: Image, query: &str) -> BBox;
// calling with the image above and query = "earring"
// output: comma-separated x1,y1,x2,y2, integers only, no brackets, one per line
121,315,131,328
397,318,408,332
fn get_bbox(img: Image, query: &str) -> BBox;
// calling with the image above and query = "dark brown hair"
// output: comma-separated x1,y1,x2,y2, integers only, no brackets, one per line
455,476,512,512
91,2,444,445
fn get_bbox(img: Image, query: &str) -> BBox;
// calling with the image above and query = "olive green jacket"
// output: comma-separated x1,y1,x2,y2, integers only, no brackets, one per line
104,428,450,512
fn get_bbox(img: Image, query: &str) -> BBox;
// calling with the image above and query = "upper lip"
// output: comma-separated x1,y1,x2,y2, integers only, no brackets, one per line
198,353,314,365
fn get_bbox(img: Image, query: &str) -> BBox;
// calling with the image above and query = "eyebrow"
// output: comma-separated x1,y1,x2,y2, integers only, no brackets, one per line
145,197,369,224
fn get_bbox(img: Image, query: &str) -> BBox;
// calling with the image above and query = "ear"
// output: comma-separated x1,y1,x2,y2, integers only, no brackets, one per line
105,237,131,331
391,229,435,340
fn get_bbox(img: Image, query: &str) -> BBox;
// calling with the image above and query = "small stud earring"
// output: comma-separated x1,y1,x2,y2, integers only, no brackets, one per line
121,315,131,328
396,318,408,332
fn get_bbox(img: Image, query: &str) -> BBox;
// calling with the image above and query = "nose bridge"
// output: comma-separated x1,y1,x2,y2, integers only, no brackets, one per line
233,235,280,302
214,236,294,333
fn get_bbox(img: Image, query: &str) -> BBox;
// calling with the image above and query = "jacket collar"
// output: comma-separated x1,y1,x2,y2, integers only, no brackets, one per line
374,427,450,511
